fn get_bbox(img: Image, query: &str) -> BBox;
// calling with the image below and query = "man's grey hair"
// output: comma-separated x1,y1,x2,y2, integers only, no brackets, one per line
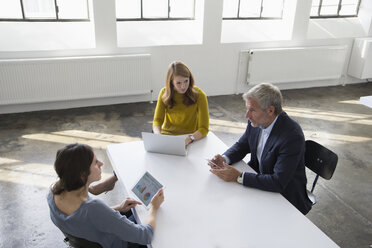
242,83,283,115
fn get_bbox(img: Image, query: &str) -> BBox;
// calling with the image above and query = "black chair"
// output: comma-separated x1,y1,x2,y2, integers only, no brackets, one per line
304,140,338,205
62,231,102,248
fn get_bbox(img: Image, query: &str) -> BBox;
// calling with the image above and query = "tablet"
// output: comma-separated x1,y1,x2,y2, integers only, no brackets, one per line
131,171,163,208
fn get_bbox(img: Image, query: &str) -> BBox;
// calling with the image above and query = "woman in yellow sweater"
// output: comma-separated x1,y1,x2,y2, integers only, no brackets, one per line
153,61,209,146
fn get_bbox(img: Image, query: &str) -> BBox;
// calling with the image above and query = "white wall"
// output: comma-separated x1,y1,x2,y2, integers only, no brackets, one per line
0,0,371,114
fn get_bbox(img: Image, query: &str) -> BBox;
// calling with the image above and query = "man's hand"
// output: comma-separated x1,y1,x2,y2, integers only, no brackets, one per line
210,162,242,182
208,154,226,168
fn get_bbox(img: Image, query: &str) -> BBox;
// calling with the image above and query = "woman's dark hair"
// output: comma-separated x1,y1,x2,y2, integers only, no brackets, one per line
51,143,94,195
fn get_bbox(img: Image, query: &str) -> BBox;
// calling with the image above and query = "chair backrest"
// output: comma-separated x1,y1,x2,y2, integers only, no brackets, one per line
305,140,338,180
62,231,102,248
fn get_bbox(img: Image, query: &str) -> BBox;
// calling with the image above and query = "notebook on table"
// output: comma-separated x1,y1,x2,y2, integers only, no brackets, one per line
141,132,187,156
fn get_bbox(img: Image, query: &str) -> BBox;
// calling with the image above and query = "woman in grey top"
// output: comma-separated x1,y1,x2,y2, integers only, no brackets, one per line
47,143,164,248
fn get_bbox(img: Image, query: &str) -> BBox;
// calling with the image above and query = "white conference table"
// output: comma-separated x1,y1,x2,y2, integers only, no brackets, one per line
360,96,372,108
107,132,339,248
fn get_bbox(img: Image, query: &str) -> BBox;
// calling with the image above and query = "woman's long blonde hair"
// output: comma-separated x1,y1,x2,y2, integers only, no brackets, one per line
162,61,198,108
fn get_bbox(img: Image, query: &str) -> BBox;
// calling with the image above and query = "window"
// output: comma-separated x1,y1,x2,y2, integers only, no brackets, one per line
310,0,362,18
116,0,195,21
223,0,284,20
0,0,90,21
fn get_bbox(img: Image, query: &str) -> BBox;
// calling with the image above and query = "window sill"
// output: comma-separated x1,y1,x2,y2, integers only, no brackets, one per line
117,20,203,47
220,19,292,43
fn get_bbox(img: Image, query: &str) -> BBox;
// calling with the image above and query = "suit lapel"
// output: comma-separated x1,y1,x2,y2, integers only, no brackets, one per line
260,113,284,171
245,125,259,173
251,126,261,158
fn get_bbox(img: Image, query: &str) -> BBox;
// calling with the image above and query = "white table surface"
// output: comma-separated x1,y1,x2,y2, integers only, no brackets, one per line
107,132,339,248
360,96,372,108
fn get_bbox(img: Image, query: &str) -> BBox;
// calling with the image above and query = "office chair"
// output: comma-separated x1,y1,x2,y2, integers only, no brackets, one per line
304,140,338,205
62,231,102,248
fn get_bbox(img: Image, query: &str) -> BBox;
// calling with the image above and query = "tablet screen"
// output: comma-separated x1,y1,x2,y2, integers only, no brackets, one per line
131,171,163,207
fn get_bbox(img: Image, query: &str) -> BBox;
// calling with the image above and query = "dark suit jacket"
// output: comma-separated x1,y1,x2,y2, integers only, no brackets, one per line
224,111,312,215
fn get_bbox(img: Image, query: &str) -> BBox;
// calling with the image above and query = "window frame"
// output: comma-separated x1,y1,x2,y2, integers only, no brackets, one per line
0,0,90,22
116,0,196,21
310,0,362,19
222,0,284,20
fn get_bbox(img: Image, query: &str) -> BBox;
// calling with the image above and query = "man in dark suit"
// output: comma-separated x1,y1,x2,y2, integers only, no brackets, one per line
209,83,312,215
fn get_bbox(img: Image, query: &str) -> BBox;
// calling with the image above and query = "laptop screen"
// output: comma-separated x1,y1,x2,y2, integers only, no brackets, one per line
141,132,187,156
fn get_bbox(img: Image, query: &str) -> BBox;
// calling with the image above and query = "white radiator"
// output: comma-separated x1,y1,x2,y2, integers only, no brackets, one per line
348,38,372,79
246,46,348,85
0,54,152,105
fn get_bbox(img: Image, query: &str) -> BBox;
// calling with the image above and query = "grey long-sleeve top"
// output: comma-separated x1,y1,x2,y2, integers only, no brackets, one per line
47,191,154,248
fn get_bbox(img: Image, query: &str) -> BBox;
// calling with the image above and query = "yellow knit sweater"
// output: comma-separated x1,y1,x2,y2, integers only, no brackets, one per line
152,86,209,136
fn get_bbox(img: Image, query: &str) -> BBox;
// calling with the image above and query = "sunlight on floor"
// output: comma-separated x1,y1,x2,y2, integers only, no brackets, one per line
303,130,371,145
338,99,360,105
3,130,139,187
285,106,372,125
22,130,140,149
0,161,56,188
7,107,370,190
0,157,20,164
209,109,371,145
0,159,114,188
210,118,246,134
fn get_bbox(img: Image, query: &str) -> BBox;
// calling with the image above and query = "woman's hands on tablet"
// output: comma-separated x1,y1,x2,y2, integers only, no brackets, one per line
144,189,165,229
150,188,165,210
113,197,142,212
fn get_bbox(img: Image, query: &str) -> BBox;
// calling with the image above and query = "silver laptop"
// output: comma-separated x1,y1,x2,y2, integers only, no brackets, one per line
141,132,187,156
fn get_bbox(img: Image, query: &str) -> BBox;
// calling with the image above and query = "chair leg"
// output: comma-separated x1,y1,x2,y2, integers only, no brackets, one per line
310,175,319,193
307,190,317,205
63,237,70,245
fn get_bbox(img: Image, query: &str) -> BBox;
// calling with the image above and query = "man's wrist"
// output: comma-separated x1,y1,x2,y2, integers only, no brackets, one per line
236,172,243,184
222,155,230,164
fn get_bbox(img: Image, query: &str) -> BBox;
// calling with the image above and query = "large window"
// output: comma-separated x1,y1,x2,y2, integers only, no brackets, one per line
223,0,284,20
0,0,89,21
116,0,195,21
310,0,361,18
